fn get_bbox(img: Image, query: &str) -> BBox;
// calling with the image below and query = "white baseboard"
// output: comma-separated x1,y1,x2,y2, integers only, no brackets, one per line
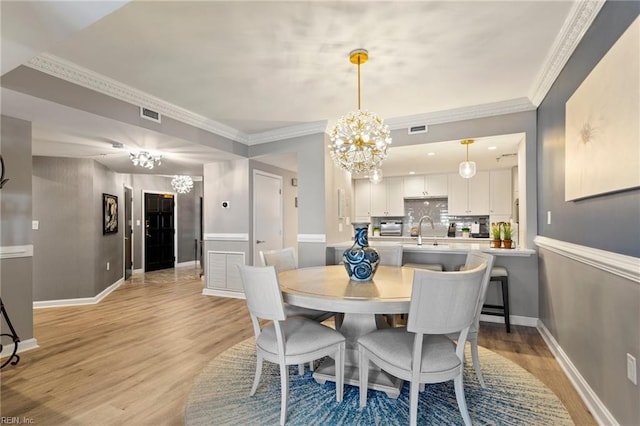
33,277,124,309
537,321,617,426
480,313,538,327
0,338,39,359
133,268,144,274
177,260,198,268
202,288,246,299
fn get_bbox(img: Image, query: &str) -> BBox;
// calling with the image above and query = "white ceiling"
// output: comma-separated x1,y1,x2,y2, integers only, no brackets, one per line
1,1,593,176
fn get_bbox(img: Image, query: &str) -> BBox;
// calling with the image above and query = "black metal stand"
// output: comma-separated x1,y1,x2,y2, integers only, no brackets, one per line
1,297,21,369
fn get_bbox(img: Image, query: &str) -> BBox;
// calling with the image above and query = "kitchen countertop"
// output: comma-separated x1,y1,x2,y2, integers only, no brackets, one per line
328,237,535,257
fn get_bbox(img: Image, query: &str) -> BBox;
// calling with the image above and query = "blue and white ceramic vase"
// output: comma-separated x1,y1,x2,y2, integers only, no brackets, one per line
343,222,380,282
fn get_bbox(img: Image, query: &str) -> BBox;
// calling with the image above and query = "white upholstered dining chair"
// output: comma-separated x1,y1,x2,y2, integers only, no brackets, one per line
451,251,495,388
238,265,346,426
259,247,334,323
358,263,488,426
372,244,403,327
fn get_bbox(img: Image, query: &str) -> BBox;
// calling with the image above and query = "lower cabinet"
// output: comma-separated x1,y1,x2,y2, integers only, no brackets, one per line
207,251,245,292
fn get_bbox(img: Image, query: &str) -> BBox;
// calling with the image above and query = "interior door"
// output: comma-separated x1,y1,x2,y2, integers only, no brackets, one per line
124,186,133,279
145,192,175,272
253,171,283,265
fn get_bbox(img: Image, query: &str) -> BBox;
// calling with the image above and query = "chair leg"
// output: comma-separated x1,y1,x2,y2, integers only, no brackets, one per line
454,374,472,426
279,362,289,426
469,335,486,388
335,343,344,402
298,363,305,375
501,277,511,333
359,349,369,407
250,353,263,396
409,381,420,426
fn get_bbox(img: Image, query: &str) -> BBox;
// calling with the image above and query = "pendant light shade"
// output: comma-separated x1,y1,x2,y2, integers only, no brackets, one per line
369,167,383,184
459,139,476,179
329,49,392,174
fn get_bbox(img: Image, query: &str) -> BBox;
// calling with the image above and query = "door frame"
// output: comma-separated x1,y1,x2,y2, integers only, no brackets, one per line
142,189,178,272
252,170,283,265
123,184,133,279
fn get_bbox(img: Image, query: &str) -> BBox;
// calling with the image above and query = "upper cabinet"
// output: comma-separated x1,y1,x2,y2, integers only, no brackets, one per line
490,169,512,216
448,172,490,215
403,174,448,198
370,177,404,217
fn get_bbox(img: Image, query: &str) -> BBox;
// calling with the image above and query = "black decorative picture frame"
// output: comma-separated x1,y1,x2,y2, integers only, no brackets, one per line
103,193,118,234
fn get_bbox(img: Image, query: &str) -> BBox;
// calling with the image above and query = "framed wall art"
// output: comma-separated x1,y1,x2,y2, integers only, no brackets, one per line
103,193,118,234
565,17,639,201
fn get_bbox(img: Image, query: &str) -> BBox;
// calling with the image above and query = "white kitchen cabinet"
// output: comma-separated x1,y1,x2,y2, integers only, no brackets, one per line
354,179,371,221
448,172,490,215
403,174,448,197
370,177,404,217
490,169,512,216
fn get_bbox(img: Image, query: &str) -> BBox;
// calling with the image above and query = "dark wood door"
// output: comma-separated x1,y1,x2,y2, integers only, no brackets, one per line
145,193,175,272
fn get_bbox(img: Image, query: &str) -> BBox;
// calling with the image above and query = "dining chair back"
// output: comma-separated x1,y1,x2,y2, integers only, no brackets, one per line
259,247,297,272
238,265,345,425
359,263,488,426
453,251,495,388
373,244,403,266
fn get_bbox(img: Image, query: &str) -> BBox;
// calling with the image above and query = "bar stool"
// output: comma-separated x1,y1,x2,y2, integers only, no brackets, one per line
482,266,511,333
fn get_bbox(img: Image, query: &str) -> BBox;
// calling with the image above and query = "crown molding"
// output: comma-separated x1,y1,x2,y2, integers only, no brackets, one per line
384,113,430,131
246,120,328,145
528,0,606,106
26,54,249,143
421,97,536,126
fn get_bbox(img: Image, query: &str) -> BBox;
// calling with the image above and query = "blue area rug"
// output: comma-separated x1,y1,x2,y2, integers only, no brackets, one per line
185,339,572,425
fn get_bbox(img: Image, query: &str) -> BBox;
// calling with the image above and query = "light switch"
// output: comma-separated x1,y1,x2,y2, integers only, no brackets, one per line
32,220,39,230
547,211,551,225
136,219,141,226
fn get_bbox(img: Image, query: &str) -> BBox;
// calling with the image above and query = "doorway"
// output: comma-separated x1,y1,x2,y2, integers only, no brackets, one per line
124,185,133,280
253,170,283,265
144,192,176,272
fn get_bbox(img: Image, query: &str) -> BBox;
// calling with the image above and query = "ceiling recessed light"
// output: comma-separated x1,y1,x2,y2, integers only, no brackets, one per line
409,171,416,175
427,152,436,156
488,146,497,150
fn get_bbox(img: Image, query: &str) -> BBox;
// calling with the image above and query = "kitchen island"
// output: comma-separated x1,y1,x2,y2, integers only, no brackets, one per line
326,239,538,327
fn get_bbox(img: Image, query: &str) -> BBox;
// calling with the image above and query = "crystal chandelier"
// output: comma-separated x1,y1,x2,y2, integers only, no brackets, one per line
458,139,477,179
329,49,392,175
171,175,194,194
130,151,162,169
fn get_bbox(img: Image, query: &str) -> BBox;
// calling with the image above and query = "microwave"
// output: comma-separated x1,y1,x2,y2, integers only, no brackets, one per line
380,221,402,236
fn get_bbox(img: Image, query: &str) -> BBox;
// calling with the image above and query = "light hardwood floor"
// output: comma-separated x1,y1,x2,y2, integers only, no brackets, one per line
1,267,595,425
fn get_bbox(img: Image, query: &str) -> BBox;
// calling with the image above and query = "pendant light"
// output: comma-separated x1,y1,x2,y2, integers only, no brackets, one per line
458,139,477,179
329,49,392,174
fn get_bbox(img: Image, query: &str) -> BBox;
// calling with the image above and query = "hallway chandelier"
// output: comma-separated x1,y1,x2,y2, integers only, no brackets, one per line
329,49,392,175
130,151,161,169
171,175,193,194
458,139,477,179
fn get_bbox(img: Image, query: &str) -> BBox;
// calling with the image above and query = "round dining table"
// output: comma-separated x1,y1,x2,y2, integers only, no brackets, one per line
278,264,415,398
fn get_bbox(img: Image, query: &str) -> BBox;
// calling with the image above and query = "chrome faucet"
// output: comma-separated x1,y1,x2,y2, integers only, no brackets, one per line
417,215,435,246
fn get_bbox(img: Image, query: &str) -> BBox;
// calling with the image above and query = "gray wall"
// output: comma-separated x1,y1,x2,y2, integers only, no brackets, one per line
32,157,96,299
0,115,34,340
537,3,640,425
537,3,640,258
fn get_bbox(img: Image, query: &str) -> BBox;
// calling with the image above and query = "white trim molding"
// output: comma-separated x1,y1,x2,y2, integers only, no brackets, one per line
480,313,538,328
202,288,246,299
297,234,326,243
535,236,640,284
529,0,606,106
537,321,618,426
247,121,328,145
33,278,124,309
203,233,249,242
0,245,34,259
0,338,39,359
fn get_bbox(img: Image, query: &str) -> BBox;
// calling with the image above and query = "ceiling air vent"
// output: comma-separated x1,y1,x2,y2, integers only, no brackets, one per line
407,124,428,135
140,107,161,123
